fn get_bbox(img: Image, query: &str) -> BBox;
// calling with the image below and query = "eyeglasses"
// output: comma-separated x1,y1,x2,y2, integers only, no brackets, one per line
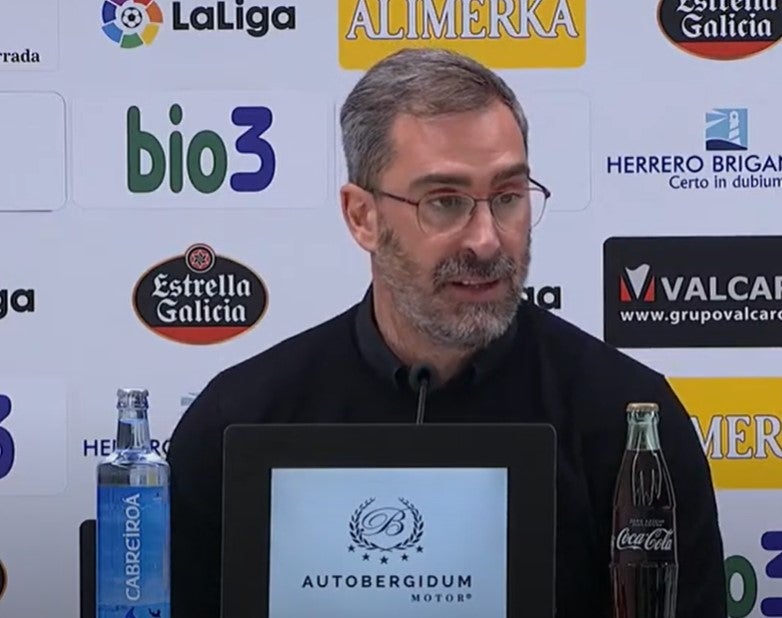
369,178,551,235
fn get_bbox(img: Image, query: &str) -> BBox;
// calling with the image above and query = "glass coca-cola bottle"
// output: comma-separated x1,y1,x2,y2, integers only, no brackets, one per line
610,402,678,618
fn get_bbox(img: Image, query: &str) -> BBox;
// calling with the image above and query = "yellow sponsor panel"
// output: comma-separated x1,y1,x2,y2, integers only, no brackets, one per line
338,0,587,70
668,377,782,490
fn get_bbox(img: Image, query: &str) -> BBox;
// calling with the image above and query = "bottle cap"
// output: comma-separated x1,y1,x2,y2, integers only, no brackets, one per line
116,388,149,408
626,402,659,416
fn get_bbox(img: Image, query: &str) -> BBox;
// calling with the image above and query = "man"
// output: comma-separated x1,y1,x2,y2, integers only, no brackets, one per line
167,48,726,617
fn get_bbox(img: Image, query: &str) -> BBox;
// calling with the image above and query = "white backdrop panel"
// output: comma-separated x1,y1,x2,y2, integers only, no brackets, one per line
0,1,780,616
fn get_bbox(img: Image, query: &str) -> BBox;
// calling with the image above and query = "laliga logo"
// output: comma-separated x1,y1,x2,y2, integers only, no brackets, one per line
615,527,674,552
101,1,164,49
349,497,424,564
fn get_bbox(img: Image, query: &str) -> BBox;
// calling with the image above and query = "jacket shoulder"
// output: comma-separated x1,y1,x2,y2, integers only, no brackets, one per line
523,303,672,424
527,303,664,380
218,305,356,388
180,304,358,428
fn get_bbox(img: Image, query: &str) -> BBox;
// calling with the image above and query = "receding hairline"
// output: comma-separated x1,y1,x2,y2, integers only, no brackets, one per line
339,48,530,189
382,101,529,188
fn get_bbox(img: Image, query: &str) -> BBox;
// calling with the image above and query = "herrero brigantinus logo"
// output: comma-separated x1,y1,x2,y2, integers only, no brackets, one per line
132,243,268,345
300,497,475,606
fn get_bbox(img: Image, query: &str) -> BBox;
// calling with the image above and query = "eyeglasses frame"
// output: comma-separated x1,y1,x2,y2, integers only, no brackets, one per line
366,176,552,233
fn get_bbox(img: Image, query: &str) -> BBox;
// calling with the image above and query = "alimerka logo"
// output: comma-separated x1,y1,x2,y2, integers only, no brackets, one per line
657,0,782,60
339,0,586,69
669,377,782,490
132,243,268,345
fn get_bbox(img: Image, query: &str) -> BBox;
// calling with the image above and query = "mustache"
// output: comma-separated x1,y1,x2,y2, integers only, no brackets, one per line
433,252,518,288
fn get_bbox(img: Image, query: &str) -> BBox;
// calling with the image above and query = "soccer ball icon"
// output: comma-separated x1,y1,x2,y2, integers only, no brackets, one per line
102,0,162,48
120,6,144,30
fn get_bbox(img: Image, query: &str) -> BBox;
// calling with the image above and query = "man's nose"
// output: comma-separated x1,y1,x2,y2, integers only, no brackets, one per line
459,202,502,260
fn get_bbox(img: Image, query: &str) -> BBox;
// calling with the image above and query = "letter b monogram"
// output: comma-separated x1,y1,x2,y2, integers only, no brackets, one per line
0,394,15,480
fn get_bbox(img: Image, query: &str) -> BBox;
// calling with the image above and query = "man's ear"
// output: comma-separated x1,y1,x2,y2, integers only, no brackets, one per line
340,183,380,252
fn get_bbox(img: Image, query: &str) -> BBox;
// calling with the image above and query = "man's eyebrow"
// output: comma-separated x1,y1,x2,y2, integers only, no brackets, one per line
491,162,530,184
407,162,530,192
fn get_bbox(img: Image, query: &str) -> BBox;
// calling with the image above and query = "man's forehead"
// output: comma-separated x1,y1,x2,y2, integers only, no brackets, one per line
405,161,530,192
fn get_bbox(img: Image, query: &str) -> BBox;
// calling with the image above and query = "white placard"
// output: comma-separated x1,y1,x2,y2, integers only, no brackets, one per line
269,467,508,618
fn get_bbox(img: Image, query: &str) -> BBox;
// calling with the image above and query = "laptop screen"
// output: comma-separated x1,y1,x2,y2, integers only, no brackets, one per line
267,467,508,618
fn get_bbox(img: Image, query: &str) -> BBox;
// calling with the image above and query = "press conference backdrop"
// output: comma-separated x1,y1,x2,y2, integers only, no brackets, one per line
0,1,780,616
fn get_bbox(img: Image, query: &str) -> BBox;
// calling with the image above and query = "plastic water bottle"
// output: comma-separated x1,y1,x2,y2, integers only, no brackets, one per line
97,388,170,618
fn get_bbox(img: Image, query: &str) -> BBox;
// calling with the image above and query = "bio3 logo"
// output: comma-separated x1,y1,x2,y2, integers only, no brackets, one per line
0,394,14,480
127,103,276,195
727,531,782,618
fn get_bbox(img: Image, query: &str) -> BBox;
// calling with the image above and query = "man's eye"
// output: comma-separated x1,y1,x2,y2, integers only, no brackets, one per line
429,195,467,210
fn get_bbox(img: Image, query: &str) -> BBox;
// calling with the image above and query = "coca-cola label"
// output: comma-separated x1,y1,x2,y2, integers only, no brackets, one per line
613,517,676,557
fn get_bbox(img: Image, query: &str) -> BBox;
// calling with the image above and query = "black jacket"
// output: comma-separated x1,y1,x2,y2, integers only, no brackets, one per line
167,296,726,617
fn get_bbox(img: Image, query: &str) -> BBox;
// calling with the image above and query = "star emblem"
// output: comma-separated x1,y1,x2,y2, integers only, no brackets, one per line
416,546,424,553
380,556,389,565
348,545,355,552
401,554,409,561
362,553,369,561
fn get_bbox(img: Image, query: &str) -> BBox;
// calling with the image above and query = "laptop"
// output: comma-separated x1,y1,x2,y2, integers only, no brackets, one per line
221,423,556,618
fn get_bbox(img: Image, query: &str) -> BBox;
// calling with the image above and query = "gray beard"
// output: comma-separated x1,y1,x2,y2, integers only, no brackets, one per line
373,223,529,351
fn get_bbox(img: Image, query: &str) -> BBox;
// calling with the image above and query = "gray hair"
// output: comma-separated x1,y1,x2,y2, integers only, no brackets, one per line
339,48,529,190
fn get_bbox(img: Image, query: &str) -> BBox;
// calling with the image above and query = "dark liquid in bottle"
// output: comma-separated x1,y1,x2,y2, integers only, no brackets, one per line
611,442,678,618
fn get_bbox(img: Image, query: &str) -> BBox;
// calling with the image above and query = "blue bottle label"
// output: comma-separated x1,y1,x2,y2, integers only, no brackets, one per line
97,485,170,618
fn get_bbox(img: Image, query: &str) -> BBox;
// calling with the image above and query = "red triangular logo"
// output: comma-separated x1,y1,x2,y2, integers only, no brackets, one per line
620,278,632,302
644,276,655,302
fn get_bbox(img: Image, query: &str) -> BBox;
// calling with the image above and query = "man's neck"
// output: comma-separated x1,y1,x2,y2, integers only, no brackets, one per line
371,284,474,384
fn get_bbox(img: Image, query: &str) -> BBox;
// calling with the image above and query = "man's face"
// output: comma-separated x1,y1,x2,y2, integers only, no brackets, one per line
371,100,531,350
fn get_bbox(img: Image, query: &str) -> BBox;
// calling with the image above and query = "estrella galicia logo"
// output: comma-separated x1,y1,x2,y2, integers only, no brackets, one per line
101,1,164,49
0,394,14,480
706,108,748,151
657,0,782,60
132,243,268,345
349,498,424,564
604,236,782,349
